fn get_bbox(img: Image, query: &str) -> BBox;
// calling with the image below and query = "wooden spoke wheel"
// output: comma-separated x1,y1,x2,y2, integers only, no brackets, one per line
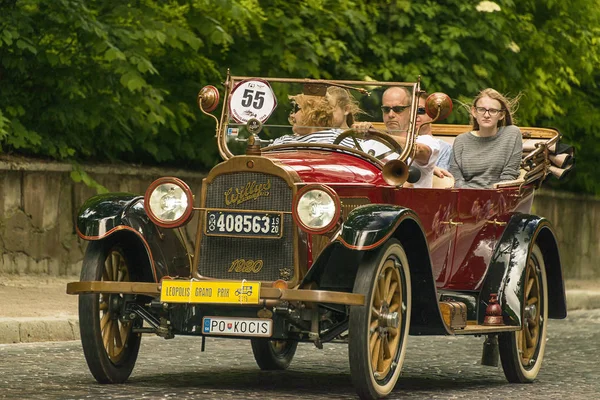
250,339,298,370
499,244,548,383
79,240,142,383
349,239,411,399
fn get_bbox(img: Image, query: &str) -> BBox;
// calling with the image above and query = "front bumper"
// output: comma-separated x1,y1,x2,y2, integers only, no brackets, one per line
66,281,365,306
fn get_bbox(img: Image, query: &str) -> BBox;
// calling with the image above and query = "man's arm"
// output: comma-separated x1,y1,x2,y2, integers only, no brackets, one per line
384,136,431,164
413,142,432,164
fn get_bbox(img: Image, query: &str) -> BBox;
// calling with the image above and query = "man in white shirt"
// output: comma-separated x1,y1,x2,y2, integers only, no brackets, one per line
359,87,440,188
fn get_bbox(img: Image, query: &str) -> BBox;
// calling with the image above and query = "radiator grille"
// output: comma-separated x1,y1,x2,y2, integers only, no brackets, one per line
198,172,294,281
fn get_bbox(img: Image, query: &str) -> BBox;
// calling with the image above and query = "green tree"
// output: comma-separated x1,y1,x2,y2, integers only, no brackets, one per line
1,0,599,193
0,0,261,167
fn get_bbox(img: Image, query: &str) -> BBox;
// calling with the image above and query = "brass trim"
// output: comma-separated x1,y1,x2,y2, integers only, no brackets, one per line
429,124,560,139
195,206,292,214
67,281,159,296
486,219,507,226
260,287,364,306
204,156,297,186
230,76,416,86
453,325,520,335
66,281,365,306
76,225,159,283
440,219,463,226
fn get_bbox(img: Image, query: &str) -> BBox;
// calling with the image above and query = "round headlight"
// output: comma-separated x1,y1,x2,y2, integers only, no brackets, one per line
144,177,194,228
293,185,340,234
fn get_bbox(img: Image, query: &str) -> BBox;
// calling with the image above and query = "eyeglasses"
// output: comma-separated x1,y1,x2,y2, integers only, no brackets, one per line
291,102,301,114
381,105,409,114
474,107,504,116
417,107,426,115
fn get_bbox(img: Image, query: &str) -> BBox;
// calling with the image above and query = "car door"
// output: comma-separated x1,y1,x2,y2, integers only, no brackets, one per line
443,188,504,290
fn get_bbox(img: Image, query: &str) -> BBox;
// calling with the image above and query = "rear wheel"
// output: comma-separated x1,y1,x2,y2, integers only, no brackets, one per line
250,339,298,370
349,239,411,399
79,240,142,383
499,244,548,383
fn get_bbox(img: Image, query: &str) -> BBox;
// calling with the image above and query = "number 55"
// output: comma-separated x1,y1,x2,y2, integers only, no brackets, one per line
241,89,265,109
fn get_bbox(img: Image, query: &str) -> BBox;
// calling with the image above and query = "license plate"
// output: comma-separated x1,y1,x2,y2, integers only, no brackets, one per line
160,280,261,304
202,317,272,337
205,210,283,239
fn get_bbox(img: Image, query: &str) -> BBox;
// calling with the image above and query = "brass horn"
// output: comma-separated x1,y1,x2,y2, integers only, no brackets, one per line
549,165,573,180
549,153,572,169
383,159,409,186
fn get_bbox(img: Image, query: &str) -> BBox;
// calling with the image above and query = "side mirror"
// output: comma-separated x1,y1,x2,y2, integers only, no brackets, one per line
197,85,220,113
425,93,453,121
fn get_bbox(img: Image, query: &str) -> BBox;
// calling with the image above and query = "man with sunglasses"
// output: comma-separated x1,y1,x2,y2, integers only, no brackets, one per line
357,87,444,188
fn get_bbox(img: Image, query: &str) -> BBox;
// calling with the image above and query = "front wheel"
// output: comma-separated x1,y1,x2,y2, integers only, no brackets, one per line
250,339,298,370
79,240,142,383
499,244,548,383
349,239,411,399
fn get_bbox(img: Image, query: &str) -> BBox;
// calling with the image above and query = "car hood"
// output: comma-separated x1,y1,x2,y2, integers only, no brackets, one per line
263,150,386,185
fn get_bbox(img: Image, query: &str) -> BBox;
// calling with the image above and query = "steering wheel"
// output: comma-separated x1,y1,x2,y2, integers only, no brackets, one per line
333,128,403,160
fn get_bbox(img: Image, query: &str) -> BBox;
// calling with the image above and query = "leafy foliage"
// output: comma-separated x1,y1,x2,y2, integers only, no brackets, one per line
1,0,599,193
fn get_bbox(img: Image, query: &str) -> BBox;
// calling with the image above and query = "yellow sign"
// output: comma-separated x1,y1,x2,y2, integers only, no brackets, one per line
160,280,261,304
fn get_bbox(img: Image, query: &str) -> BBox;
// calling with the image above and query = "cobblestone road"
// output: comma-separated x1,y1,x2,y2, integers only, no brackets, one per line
1,310,598,399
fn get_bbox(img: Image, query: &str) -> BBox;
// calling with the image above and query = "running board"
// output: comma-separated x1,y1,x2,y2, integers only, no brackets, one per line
453,325,520,335
438,300,521,334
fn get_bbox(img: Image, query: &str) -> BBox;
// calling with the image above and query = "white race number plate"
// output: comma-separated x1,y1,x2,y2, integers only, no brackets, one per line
202,317,272,337
228,79,277,123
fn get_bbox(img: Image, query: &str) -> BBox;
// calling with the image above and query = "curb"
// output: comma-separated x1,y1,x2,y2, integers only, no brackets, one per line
0,290,598,345
0,317,79,344
565,290,600,311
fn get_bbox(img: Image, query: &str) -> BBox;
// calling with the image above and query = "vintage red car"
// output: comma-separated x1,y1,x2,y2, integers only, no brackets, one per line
67,74,572,399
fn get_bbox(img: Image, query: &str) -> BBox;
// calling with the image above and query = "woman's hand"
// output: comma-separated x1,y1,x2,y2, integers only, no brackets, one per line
434,167,453,178
351,121,373,133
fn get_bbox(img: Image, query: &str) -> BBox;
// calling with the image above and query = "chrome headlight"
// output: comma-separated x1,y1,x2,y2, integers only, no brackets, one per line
293,185,340,234
144,177,194,228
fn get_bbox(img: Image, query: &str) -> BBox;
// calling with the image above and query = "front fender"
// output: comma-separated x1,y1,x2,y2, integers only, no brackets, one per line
338,204,449,335
77,193,143,237
338,204,416,250
77,193,191,281
479,214,567,326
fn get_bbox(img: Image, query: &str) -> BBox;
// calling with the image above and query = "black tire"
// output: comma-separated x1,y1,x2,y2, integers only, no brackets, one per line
349,239,411,399
79,240,142,383
250,339,298,370
499,244,548,383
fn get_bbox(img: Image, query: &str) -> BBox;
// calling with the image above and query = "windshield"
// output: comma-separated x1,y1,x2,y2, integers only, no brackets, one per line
217,76,421,159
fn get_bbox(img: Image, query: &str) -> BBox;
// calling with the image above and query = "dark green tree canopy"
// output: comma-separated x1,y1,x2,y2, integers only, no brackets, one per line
1,0,599,193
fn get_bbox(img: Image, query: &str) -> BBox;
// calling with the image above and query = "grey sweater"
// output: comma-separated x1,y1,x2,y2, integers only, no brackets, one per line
449,125,523,189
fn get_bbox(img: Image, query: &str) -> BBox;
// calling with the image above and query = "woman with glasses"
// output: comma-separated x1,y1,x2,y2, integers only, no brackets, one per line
449,88,523,188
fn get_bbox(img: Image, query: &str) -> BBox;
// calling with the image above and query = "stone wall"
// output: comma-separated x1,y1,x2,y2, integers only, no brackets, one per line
0,156,205,277
0,157,598,279
533,190,600,279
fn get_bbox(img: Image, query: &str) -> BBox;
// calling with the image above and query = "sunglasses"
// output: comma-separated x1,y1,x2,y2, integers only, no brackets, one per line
381,106,427,115
291,102,301,114
381,105,409,114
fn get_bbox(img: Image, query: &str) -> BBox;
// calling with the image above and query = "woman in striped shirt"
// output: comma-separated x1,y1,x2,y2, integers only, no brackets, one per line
272,86,361,147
